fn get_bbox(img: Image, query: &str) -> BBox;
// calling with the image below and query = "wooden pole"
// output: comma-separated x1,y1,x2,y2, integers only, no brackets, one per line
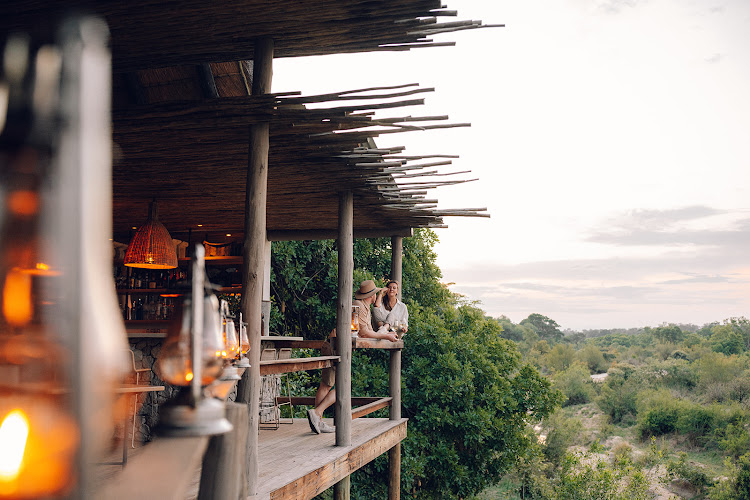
333,190,353,499
334,476,351,500
236,37,273,498
390,236,403,298
197,403,249,500
388,235,403,500
335,190,353,446
389,235,403,421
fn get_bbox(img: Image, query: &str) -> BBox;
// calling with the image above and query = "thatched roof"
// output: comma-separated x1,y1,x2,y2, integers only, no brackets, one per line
1,1,495,242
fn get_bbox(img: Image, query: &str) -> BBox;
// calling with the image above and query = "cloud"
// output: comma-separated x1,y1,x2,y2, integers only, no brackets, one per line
585,206,750,248
594,0,644,14
441,205,750,329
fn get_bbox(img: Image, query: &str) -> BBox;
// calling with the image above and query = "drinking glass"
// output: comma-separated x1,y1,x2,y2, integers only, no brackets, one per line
351,305,359,337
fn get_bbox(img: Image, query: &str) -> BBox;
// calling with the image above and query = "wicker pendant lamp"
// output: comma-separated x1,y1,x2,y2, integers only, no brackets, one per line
124,200,178,269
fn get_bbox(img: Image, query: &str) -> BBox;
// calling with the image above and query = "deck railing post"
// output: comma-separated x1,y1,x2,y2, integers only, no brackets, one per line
236,36,273,498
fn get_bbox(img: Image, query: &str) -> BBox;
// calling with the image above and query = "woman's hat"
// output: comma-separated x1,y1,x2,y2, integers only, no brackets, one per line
354,279,381,299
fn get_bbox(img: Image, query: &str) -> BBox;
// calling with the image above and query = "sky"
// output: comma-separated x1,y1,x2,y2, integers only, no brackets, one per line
274,0,750,331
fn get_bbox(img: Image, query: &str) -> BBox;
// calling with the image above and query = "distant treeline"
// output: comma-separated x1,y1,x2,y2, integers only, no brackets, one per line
563,322,710,339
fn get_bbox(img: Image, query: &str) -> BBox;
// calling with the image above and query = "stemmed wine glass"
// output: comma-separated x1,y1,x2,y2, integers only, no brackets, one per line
392,320,405,339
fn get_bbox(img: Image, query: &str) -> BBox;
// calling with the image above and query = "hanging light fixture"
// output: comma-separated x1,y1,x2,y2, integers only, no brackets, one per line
124,200,177,269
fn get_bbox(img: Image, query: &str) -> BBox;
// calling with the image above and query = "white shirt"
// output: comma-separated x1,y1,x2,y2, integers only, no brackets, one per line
372,299,408,328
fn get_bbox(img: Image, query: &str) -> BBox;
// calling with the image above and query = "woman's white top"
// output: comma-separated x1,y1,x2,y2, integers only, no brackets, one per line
372,299,408,328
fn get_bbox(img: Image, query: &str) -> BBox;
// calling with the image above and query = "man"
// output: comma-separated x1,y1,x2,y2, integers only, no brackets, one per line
307,280,399,434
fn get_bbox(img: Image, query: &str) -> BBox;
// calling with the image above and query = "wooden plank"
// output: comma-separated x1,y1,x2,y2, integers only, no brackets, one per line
95,436,209,499
352,397,393,419
267,419,408,500
264,339,325,349
259,356,339,375
352,337,404,350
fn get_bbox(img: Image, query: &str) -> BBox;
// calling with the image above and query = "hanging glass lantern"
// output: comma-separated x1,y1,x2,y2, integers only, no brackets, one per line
157,294,223,386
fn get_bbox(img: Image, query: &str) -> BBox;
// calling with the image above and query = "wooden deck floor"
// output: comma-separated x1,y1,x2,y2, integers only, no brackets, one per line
257,417,407,500
96,417,406,499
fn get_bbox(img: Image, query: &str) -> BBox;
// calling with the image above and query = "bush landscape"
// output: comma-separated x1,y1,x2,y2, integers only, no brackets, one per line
263,230,750,499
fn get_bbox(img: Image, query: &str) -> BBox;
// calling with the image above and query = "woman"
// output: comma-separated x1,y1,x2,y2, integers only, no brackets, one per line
373,280,408,333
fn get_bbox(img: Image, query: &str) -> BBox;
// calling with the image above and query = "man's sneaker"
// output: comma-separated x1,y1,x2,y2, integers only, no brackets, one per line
307,409,321,434
319,420,335,433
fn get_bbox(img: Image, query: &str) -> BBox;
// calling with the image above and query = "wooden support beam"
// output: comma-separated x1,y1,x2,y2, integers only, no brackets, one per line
389,445,401,500
236,36,274,499
198,403,249,500
123,72,147,105
334,476,350,500
196,63,219,98
335,190,353,448
389,235,403,500
268,227,413,241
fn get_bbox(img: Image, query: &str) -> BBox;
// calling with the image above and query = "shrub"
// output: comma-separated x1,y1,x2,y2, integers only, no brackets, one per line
654,359,698,390
698,352,747,389
545,343,576,373
577,344,609,373
612,442,633,469
554,452,651,500
637,390,686,438
708,455,750,500
718,423,750,459
597,364,641,424
677,403,721,446
543,411,583,466
667,452,713,493
553,362,594,407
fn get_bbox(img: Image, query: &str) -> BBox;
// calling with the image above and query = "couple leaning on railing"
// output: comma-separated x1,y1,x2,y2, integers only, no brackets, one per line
307,279,408,434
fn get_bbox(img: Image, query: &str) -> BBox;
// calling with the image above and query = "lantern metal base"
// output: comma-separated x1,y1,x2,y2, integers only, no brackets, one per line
235,357,250,368
220,366,242,380
157,397,233,437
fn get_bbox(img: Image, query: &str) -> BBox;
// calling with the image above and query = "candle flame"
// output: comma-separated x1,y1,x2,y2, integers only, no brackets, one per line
3,269,32,326
185,372,194,382
0,409,29,482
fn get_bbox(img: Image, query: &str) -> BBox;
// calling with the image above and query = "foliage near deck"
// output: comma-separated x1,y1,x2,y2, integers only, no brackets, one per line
267,230,561,499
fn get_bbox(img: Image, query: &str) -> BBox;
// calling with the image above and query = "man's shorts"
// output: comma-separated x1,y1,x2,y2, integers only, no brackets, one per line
321,340,335,387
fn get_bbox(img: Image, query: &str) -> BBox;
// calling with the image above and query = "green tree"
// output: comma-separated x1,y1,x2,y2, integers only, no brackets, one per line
496,315,525,342
710,324,745,355
553,362,594,407
652,324,685,344
545,343,576,373
521,313,563,343
577,344,609,373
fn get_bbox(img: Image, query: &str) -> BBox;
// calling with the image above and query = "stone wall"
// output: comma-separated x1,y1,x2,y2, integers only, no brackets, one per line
128,338,180,445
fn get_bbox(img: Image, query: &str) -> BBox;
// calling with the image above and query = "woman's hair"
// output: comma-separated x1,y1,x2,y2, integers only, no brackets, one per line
384,280,399,311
